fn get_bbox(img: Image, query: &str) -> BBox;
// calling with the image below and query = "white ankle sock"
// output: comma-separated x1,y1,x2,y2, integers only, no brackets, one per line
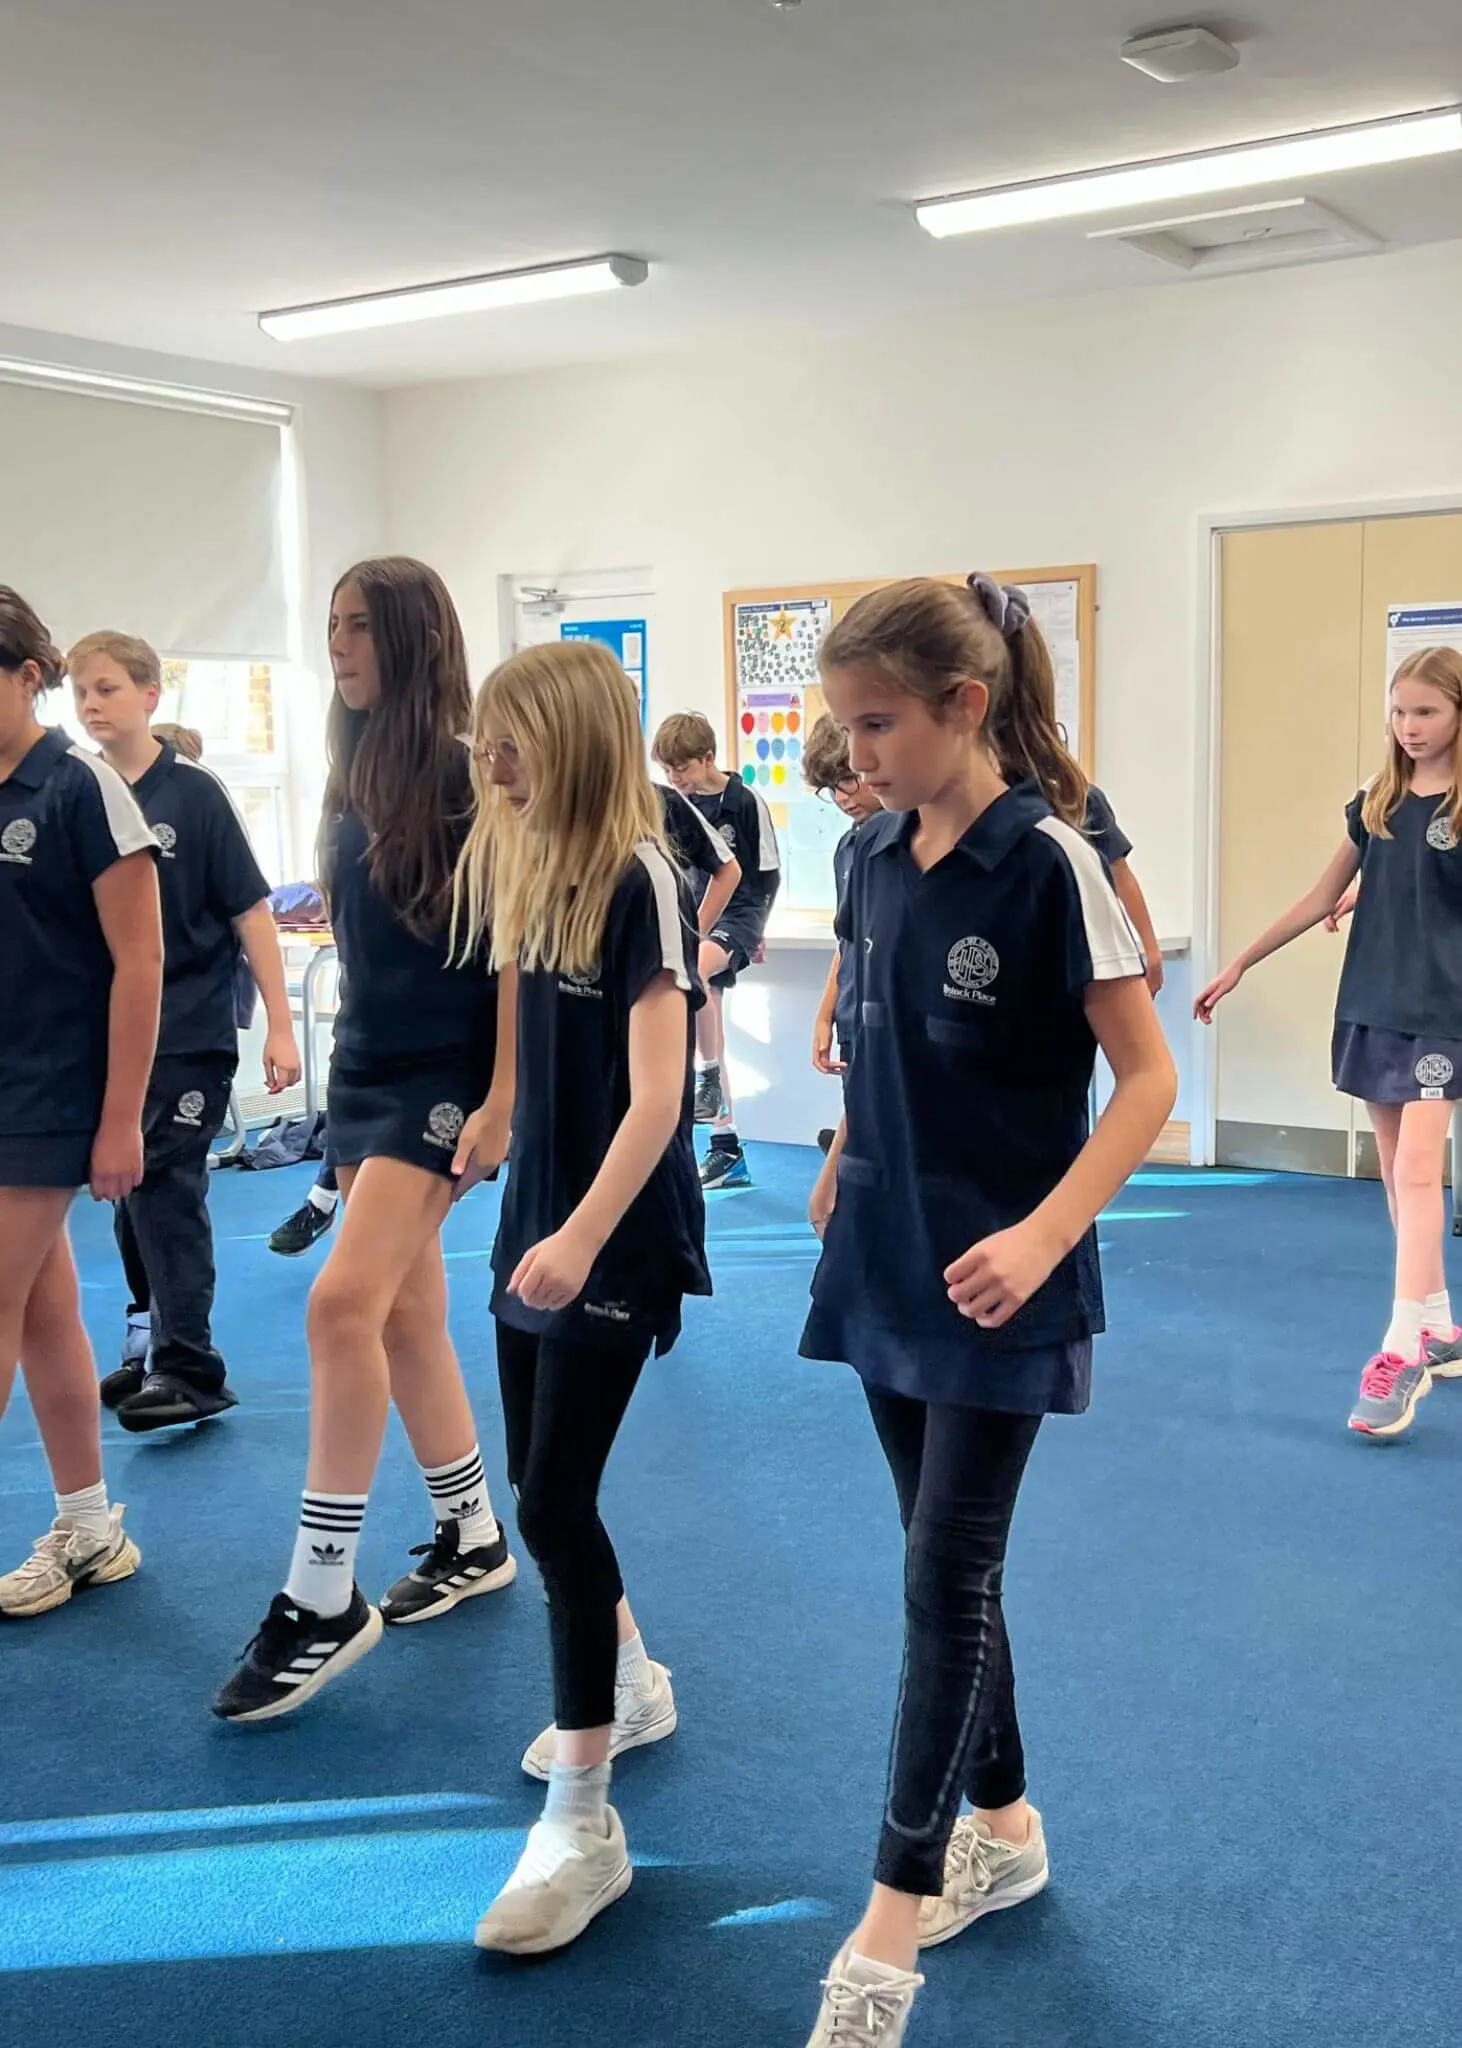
845,1949,920,1989
1382,1299,1426,1361
284,1491,365,1616
56,1480,112,1540
543,1761,611,1831
616,1630,653,1694
422,1446,498,1549
307,1184,339,1216
1424,1288,1454,1335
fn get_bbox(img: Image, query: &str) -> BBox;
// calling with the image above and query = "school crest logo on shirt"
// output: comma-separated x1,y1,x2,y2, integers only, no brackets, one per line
558,966,604,1000
1426,814,1457,852
174,1090,206,1127
1,817,37,864
424,1102,465,1149
945,936,999,1006
154,822,178,857
718,823,738,853
1415,1054,1455,1096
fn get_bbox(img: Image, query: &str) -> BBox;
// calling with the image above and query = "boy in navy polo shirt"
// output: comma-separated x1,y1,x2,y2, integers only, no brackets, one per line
803,713,883,1151
651,712,780,1190
69,633,301,1431
799,576,1174,2047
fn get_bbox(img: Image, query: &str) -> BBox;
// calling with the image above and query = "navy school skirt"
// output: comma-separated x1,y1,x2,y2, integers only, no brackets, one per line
327,1049,498,1181
0,1131,92,1190
1332,1022,1462,1105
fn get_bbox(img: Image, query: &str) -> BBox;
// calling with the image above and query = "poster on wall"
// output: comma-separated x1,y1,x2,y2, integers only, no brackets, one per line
561,617,647,727
733,597,835,915
1385,603,1462,709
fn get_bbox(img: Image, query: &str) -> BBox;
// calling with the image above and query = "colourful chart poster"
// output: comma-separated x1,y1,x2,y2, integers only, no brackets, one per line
732,596,834,914
561,618,647,727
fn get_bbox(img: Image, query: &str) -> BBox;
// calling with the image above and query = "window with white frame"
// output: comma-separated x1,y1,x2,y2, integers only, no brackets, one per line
156,658,293,884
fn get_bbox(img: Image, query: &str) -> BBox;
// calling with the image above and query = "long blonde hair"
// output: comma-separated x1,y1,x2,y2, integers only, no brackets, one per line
1362,646,1462,842
454,640,667,975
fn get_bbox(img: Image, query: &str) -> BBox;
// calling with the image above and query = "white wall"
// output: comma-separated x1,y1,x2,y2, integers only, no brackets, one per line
382,239,1462,939
380,240,1462,1146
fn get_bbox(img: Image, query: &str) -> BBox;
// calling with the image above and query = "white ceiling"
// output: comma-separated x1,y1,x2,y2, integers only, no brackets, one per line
3,0,1461,387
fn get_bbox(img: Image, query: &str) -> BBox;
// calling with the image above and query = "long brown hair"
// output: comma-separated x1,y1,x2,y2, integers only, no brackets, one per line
819,576,1088,827
1363,645,1462,843
315,558,473,937
0,587,65,692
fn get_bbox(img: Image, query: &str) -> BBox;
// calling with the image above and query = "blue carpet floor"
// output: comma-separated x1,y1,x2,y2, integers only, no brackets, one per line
2,1149,1460,2047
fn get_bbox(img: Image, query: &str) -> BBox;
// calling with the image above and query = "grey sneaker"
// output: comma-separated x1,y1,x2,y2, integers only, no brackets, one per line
693,1067,725,1124
0,1506,140,1619
917,1806,1049,1949
805,1943,923,2047
1423,1328,1462,1380
474,1809,632,1954
521,1660,677,1780
1348,1354,1432,1438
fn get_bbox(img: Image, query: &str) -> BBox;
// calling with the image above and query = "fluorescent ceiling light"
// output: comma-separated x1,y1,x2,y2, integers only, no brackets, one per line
0,356,291,422
916,107,1462,237
260,255,649,342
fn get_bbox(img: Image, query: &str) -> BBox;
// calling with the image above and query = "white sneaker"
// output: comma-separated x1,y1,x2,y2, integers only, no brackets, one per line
806,1943,923,2047
473,1809,632,1954
521,1660,677,1780
0,1506,140,1619
917,1806,1049,1949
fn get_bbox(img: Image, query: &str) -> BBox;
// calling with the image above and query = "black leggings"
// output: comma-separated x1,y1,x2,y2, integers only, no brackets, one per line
866,1387,1042,1897
496,1321,649,1732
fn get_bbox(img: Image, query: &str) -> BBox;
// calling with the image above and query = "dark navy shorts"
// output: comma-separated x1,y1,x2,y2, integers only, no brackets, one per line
327,1050,497,1182
0,1132,92,1190
705,913,766,989
1332,1022,1462,1105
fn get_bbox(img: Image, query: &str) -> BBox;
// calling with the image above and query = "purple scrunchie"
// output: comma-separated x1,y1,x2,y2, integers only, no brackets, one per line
967,572,1031,642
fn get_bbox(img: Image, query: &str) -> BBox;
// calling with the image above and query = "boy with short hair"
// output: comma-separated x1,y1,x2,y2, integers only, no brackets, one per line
802,715,883,1154
651,712,780,1190
69,632,301,1429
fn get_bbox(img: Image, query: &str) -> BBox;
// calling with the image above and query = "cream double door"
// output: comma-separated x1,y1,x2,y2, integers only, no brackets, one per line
1215,512,1462,1174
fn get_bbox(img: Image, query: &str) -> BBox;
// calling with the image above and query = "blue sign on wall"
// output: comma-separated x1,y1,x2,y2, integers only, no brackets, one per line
560,619,648,727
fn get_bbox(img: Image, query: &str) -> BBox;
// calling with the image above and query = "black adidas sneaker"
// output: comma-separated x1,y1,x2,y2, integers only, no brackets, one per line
379,1520,518,1625
213,1586,383,1722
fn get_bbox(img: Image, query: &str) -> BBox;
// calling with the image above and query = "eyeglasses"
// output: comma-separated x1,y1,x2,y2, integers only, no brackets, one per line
456,732,519,767
814,774,862,803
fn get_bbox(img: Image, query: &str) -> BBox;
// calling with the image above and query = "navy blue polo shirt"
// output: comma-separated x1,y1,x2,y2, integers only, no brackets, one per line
1084,784,1132,870
832,820,864,1051
689,776,781,927
492,842,711,1346
800,780,1145,1410
1337,787,1462,1037
658,784,734,902
0,726,157,1137
328,792,496,1066
130,742,270,1058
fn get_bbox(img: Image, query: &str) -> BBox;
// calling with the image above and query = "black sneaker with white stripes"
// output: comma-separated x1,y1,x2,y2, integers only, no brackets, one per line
379,1519,518,1626
212,1586,383,1722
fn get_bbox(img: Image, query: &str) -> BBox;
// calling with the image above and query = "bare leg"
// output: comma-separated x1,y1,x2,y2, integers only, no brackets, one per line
303,1159,455,1495
1366,1101,1402,1235
1392,1099,1452,1303
383,1234,480,1470
20,1231,102,1495
0,1188,74,1425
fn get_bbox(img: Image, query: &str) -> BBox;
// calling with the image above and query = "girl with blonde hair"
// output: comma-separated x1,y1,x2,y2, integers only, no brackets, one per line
457,638,709,1956
1199,645,1462,1437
